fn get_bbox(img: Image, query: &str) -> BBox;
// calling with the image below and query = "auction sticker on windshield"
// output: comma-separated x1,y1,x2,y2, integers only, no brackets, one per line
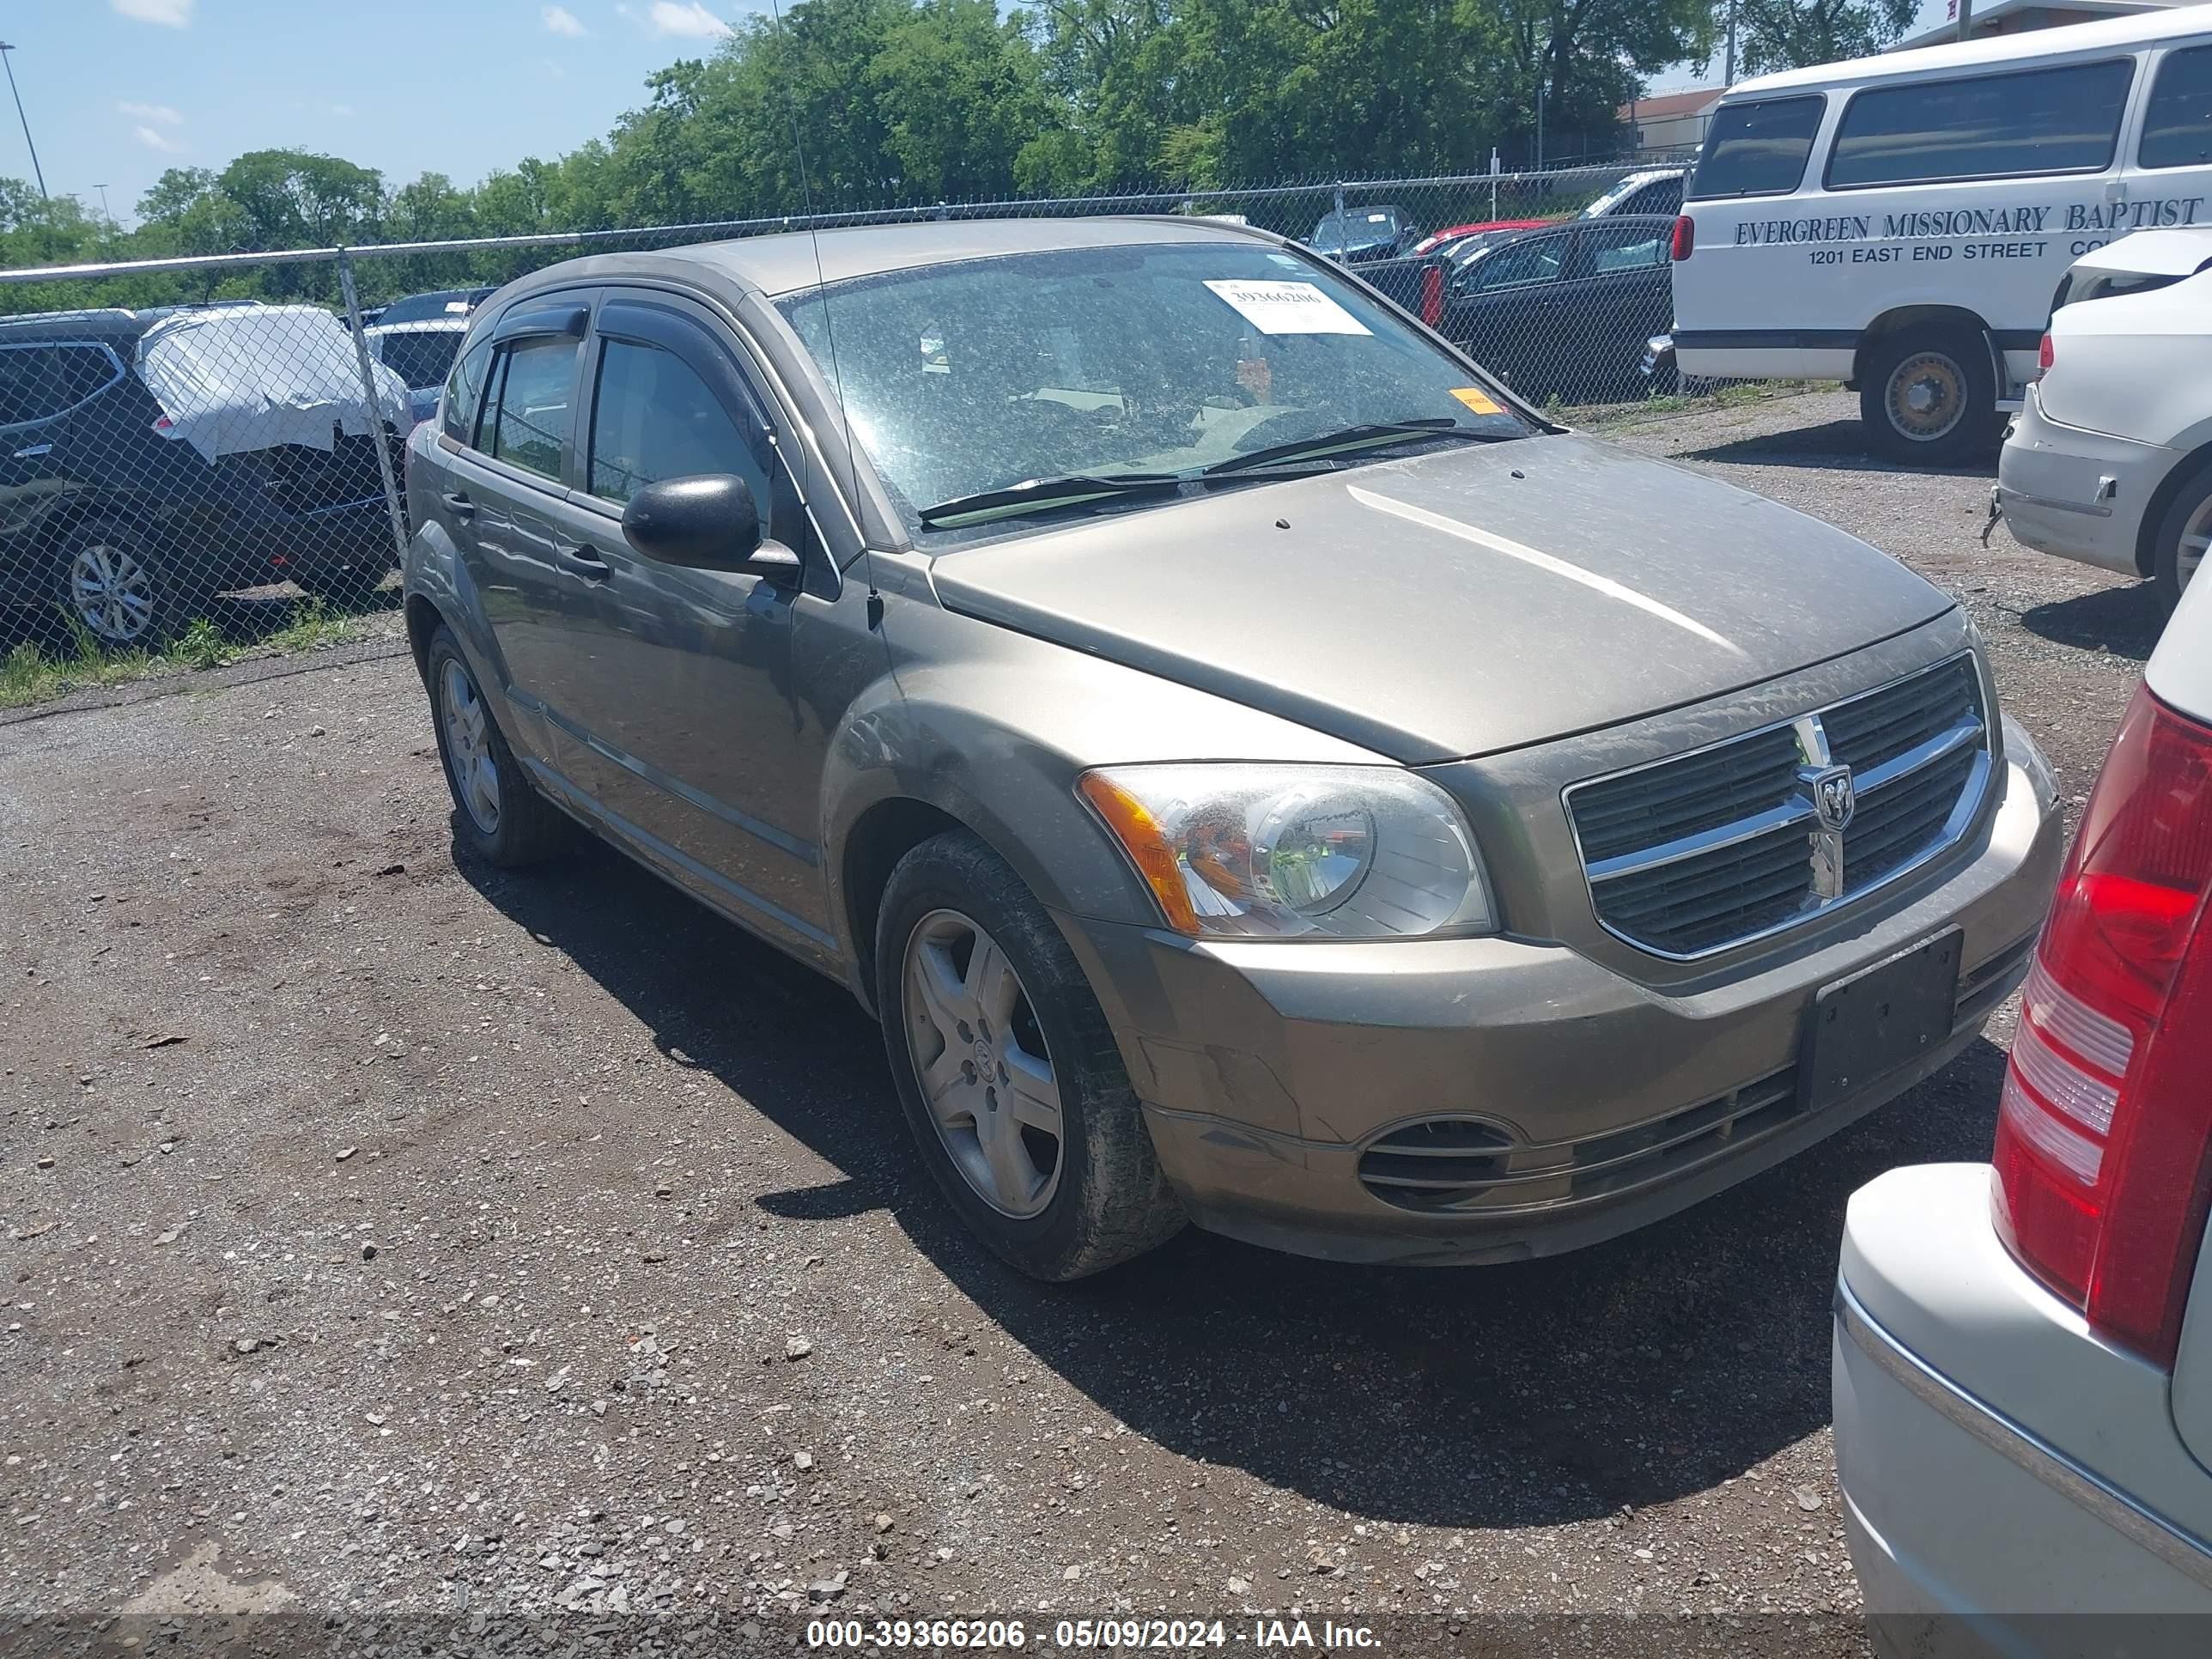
1203,279,1371,336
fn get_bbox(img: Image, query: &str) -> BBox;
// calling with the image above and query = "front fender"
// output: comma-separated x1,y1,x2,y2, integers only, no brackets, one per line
818,587,1393,964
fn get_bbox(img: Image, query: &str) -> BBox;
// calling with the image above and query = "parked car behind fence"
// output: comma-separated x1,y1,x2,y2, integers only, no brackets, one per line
0,302,410,650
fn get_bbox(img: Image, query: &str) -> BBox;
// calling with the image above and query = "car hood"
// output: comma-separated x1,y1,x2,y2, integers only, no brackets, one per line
926,434,1954,763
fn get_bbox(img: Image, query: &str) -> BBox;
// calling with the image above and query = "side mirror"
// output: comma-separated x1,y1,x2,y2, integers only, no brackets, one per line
621,474,794,579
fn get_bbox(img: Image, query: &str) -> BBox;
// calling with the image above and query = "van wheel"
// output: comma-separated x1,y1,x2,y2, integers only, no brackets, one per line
1861,325,1994,466
877,830,1185,1281
2150,460,2212,618
424,624,565,868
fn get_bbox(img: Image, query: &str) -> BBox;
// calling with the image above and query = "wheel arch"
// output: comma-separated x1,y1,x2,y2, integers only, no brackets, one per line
838,796,974,1016
1853,305,1999,391
2135,440,2212,580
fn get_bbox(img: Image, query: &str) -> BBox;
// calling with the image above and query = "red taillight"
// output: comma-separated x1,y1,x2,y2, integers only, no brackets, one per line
2038,332,2055,376
1670,215,1694,261
1420,264,1443,327
1993,684,2212,1365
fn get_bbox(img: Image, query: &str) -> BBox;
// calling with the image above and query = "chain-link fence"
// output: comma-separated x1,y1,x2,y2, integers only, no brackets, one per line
0,161,1719,662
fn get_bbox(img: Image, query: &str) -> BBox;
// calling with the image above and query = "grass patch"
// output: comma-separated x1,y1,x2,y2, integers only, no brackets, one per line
1571,379,1838,431
0,598,387,712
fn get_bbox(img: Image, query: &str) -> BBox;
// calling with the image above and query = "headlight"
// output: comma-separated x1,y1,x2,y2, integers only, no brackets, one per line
1076,764,1496,940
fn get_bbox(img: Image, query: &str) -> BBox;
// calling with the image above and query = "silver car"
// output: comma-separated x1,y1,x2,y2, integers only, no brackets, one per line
401,216,2063,1281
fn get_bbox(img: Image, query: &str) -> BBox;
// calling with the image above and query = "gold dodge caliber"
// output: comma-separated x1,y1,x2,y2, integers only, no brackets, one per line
402,216,2063,1279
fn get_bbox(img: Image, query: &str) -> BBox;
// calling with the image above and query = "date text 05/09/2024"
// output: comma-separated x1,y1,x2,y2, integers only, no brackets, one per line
805,1618,1383,1650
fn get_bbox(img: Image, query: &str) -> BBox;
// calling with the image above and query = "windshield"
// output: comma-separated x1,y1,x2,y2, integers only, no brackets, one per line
1583,175,1646,217
1310,209,1401,251
777,241,1532,538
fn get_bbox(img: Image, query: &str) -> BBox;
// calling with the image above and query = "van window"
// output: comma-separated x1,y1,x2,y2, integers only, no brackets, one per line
1826,59,2133,189
2141,44,2212,171
1686,96,1825,199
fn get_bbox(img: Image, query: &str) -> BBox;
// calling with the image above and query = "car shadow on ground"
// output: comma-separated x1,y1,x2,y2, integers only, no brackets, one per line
460,830,2007,1532
2019,581,2161,662
1677,418,2000,482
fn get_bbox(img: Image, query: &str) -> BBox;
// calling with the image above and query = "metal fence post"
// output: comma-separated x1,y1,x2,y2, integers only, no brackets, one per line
336,248,410,570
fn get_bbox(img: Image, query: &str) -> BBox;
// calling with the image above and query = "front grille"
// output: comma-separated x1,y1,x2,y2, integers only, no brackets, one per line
1565,653,1991,959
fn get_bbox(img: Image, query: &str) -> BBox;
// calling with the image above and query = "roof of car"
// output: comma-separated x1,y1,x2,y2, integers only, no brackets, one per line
519,215,1281,301
0,307,158,343
1732,5,2211,95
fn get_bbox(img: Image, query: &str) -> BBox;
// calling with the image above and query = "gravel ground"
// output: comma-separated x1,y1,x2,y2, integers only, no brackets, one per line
0,391,2158,1648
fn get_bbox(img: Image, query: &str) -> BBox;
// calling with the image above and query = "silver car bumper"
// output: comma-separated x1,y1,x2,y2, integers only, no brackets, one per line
1061,729,2063,1265
1996,386,2175,578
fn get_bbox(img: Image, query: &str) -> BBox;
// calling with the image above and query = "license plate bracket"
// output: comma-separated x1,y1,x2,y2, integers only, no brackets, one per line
1800,927,1964,1111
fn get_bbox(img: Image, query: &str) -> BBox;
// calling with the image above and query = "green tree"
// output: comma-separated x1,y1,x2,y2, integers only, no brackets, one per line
1731,0,1917,76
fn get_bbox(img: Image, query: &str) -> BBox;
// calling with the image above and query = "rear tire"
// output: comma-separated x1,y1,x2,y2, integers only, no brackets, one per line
1860,324,1996,467
424,623,565,869
2150,459,2212,619
876,830,1184,1281
55,520,173,653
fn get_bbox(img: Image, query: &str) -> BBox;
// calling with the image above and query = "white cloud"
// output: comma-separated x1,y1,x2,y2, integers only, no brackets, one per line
112,0,193,25
542,4,586,35
329,102,356,117
117,100,183,126
134,124,184,154
647,1,730,38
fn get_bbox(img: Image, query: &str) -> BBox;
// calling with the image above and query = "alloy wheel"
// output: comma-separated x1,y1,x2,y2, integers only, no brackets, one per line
2177,495,2210,595
1885,351,1966,443
439,657,501,836
69,539,155,647
902,908,1063,1218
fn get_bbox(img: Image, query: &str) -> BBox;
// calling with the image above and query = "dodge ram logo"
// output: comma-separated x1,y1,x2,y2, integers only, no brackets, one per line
1808,765,1857,832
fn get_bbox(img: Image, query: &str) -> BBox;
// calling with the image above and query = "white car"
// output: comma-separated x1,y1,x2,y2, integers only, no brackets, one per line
1834,572,2212,1651
1996,228,2212,615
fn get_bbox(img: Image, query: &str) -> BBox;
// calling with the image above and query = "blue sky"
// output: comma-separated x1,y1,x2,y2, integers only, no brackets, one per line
9,0,762,224
16,0,1953,226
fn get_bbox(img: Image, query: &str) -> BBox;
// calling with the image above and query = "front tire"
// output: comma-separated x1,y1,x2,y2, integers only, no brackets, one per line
1860,324,1996,467
2150,459,2212,619
876,830,1184,1281
424,623,565,868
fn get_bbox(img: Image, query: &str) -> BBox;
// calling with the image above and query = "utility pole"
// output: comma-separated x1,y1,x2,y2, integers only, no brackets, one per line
1956,0,1974,43
1723,0,1739,86
94,184,110,220
0,43,46,202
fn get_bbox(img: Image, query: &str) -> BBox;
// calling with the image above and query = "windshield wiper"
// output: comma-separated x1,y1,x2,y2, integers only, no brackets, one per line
1201,417,1512,477
916,471,1182,528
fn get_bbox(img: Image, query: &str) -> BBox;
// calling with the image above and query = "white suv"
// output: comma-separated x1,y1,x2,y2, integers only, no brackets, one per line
1833,571,2212,1650
1996,228,2212,616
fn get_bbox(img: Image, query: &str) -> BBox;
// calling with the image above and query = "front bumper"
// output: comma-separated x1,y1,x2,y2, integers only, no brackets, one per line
1995,388,2173,578
1834,1165,2212,1656
1063,730,2063,1266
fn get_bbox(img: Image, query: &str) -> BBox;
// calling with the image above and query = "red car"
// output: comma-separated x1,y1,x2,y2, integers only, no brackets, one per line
1410,218,1551,257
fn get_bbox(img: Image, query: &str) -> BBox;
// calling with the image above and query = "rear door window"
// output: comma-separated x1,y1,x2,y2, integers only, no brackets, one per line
1688,96,1825,199
1571,224,1668,277
484,336,580,482
1826,59,2134,189
2140,44,2212,170
1463,234,1566,292
0,343,119,427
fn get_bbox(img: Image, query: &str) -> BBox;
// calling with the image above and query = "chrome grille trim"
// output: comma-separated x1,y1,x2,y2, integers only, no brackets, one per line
1564,653,1992,961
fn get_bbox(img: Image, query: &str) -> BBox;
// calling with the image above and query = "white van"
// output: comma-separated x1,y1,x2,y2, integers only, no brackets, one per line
1671,9,2212,463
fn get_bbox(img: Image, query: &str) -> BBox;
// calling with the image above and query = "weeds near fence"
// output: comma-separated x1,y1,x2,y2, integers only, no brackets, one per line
0,599,387,711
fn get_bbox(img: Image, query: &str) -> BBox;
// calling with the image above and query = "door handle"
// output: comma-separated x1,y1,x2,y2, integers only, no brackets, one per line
555,543,613,581
441,490,475,520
